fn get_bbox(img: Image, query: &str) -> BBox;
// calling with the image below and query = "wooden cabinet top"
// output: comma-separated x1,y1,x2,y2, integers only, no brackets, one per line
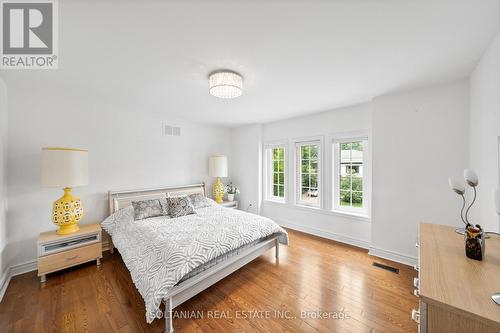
419,223,500,327
38,223,101,244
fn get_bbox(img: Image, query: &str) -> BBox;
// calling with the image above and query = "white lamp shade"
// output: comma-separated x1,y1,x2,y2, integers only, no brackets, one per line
41,148,89,188
448,177,465,195
464,169,479,187
208,155,227,177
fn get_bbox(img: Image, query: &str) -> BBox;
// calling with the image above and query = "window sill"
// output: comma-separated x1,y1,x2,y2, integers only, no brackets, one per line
262,201,371,222
295,203,322,210
330,209,370,220
263,199,287,205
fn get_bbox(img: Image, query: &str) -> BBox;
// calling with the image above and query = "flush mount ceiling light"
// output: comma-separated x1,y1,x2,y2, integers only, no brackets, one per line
209,71,243,99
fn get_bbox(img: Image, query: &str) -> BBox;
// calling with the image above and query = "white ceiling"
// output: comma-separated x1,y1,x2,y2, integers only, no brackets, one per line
3,0,500,127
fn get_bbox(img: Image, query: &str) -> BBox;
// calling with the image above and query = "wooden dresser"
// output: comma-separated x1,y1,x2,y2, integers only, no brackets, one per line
415,223,500,332
37,224,102,283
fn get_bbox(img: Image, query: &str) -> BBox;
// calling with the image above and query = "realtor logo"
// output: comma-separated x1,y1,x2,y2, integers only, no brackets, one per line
1,0,58,69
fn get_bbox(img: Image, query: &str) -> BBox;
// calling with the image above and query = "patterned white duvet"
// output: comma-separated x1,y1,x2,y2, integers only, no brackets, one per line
101,204,288,323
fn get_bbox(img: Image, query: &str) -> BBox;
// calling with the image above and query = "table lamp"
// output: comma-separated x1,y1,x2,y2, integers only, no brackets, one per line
208,155,227,204
41,147,89,234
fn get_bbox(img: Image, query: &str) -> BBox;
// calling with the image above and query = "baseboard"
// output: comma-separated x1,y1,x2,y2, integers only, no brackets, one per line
0,259,37,302
276,219,370,249
275,218,417,267
10,259,37,277
368,246,417,267
0,269,10,302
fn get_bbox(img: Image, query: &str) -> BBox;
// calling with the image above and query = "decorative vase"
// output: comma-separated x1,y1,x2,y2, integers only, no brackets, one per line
465,225,485,261
227,193,235,202
212,177,224,204
52,187,83,235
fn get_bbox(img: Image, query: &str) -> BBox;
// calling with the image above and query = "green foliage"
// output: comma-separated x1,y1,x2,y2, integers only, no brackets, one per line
271,147,285,198
301,174,318,188
341,141,363,151
300,145,318,190
301,145,318,160
339,169,363,207
273,185,284,197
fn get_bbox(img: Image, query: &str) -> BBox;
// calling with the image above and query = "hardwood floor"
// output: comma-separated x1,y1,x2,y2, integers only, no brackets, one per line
0,229,418,332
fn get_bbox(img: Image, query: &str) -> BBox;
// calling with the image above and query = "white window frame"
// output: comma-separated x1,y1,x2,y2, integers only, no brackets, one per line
264,142,287,203
332,135,370,216
295,138,323,208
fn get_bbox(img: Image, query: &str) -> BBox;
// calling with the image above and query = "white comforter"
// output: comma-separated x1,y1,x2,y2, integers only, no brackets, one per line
101,204,288,323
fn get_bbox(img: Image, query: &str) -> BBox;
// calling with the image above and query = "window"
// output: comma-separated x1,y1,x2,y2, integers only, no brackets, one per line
265,145,286,202
296,141,321,207
333,139,368,214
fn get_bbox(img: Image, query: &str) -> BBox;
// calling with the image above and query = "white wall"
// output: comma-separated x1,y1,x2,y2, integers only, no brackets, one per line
469,31,500,232
230,124,263,214
0,78,8,286
260,103,372,248
371,80,470,263
5,89,231,270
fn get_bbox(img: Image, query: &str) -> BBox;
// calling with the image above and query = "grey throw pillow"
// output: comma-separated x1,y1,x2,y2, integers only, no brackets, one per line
188,193,212,209
167,196,196,218
132,199,168,220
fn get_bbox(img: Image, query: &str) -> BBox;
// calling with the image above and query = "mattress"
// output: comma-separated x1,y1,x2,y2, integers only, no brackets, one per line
101,203,288,323
178,233,278,283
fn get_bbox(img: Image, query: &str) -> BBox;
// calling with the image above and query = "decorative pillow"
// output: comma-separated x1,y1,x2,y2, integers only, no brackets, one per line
131,199,167,220
188,193,212,209
167,196,196,218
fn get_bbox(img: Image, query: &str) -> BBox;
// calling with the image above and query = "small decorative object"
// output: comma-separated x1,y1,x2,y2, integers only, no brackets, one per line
465,225,485,261
208,155,227,204
448,169,479,234
41,148,89,235
225,182,240,202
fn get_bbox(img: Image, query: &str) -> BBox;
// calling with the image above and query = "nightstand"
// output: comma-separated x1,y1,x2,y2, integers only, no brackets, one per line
37,223,102,283
218,200,239,209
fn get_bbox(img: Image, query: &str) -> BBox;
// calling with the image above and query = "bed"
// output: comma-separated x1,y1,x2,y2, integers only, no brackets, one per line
103,183,288,333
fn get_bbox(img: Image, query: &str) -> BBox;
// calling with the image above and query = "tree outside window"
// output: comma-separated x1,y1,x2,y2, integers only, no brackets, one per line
339,141,363,208
300,144,319,205
272,147,285,198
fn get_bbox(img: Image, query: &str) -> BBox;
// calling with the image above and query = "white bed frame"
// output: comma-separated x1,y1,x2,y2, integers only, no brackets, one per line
107,183,280,333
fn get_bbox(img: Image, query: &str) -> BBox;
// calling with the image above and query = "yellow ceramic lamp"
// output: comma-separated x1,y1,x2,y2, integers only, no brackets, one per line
41,148,89,235
208,155,227,204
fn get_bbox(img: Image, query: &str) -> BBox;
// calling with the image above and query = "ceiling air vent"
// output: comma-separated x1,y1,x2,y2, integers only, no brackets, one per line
164,124,181,137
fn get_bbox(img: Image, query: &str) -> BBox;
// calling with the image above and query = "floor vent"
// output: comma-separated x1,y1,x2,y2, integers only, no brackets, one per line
372,262,399,274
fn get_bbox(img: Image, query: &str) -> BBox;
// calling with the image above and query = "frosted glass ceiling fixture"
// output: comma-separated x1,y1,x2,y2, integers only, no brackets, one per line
209,71,243,99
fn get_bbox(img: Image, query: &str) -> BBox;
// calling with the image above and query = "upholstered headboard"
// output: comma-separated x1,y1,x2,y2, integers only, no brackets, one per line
108,183,206,214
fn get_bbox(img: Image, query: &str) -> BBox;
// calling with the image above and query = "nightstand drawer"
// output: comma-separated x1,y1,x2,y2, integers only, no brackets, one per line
38,242,101,275
38,230,101,256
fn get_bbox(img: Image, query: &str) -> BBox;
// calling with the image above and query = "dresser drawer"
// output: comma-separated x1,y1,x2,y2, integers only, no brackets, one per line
38,242,101,275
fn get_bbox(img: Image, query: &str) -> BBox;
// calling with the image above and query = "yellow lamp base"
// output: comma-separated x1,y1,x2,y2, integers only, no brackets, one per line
57,223,80,235
52,187,83,235
212,178,224,204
